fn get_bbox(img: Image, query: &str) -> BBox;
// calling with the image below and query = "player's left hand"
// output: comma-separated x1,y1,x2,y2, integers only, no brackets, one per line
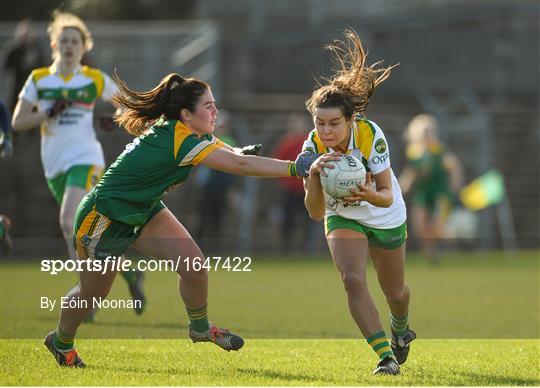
343,172,374,203
0,133,13,159
241,144,263,156
99,116,116,132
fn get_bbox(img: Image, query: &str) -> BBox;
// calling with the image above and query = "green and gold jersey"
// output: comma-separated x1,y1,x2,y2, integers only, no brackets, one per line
94,119,224,225
406,142,450,195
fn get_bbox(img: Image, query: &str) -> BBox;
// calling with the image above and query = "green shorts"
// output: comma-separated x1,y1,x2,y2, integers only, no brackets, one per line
47,165,103,204
325,215,407,249
73,191,166,260
413,189,455,215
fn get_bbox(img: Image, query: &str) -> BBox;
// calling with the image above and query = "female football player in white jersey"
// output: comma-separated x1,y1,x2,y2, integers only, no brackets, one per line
298,29,416,375
11,11,145,316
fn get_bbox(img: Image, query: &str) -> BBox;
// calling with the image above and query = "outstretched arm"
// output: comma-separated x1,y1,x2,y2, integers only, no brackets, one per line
200,147,295,178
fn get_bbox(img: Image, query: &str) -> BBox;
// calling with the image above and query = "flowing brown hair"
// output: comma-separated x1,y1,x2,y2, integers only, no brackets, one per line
113,72,210,136
306,29,398,118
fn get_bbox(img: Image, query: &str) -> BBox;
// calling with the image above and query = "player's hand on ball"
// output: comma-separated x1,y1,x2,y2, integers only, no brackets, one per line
343,172,374,203
240,144,263,156
294,150,319,177
309,152,341,177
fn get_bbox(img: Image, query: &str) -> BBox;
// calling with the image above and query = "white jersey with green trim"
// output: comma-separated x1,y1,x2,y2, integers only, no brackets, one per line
19,63,116,179
302,118,406,229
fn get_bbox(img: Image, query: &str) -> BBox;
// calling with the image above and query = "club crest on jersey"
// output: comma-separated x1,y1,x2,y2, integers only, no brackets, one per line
375,138,387,154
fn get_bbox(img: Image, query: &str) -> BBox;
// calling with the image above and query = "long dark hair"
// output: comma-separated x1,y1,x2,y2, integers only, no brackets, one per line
113,72,210,136
306,29,398,118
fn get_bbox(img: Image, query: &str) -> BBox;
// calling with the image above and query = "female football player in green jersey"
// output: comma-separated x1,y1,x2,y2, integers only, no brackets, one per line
44,70,304,367
399,114,463,263
11,11,146,318
297,29,415,375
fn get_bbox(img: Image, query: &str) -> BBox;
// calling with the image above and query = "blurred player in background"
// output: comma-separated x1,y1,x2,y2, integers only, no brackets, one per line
195,109,238,250
0,100,13,160
44,71,305,367
3,19,47,114
10,11,146,318
297,29,415,375
0,100,14,256
273,113,316,252
399,114,463,263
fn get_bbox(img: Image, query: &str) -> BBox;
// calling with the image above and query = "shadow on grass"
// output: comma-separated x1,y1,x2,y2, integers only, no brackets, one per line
457,371,539,386
235,367,335,384
36,315,187,330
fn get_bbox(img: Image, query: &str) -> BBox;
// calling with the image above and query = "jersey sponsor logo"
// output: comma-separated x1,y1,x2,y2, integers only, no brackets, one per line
375,138,387,154
342,200,362,208
372,153,389,164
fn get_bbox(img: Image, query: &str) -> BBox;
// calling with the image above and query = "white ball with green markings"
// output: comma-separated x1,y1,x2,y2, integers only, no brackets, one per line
320,154,366,199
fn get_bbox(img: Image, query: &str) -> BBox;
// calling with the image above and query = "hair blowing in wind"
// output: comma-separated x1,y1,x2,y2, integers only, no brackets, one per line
307,28,398,116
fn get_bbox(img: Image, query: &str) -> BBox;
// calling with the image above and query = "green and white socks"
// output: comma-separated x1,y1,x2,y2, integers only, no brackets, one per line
391,313,409,337
186,304,210,333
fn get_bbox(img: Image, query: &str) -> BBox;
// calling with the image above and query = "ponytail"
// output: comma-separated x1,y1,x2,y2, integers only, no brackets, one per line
113,72,210,136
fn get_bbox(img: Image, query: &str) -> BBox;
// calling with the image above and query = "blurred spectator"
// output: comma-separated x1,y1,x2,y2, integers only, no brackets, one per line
399,114,463,263
195,110,238,250
4,20,47,114
0,100,13,159
0,215,13,256
273,113,317,252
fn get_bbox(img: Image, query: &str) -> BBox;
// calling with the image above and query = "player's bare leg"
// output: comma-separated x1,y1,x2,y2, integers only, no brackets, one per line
327,228,399,374
132,208,243,351
327,228,384,336
370,244,416,364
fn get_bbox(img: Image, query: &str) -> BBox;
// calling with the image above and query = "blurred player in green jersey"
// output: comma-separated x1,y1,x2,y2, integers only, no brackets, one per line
399,114,463,263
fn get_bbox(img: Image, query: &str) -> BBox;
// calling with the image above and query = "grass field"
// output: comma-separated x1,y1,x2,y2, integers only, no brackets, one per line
1,251,539,385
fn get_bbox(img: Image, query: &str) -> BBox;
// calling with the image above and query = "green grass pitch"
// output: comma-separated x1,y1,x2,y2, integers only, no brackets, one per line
1,251,539,385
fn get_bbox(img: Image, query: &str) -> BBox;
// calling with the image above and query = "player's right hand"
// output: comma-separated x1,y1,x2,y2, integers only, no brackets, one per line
46,99,71,118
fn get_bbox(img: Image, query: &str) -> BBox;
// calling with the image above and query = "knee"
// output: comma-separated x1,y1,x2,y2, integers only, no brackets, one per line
384,285,409,305
176,255,208,283
341,272,368,297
